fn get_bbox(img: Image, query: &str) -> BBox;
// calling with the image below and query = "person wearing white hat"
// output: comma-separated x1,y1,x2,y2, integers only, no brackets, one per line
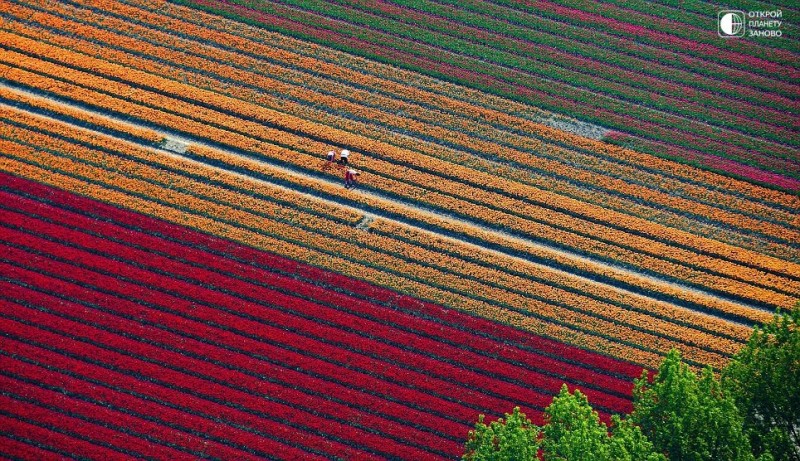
344,168,360,189
339,149,350,165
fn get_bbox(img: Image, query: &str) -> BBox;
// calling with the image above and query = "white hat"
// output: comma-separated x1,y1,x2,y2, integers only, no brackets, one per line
341,149,350,156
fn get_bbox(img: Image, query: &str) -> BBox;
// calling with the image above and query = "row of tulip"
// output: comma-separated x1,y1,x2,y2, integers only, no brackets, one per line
1,55,787,324
0,386,164,461
3,73,780,328
0,112,761,357
12,1,796,254
183,143,777,327
0,85,164,145
2,189,639,407
2,210,635,428
535,0,798,71
260,0,795,145
180,0,799,179
0,301,399,460
0,239,463,459
70,0,800,214
0,131,717,372
364,0,796,103
0,169,647,383
0,370,241,461
1,322,370,461
5,32,796,307
125,0,800,208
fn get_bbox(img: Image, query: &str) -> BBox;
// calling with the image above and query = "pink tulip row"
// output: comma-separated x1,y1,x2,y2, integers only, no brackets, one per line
190,0,799,188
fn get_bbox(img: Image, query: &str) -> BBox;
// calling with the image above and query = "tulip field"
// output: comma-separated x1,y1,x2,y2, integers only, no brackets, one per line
0,0,797,459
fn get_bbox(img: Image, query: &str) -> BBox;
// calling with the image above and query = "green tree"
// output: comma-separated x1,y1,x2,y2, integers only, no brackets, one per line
542,385,611,461
631,348,754,461
608,415,666,461
462,406,539,461
722,308,800,461
542,384,664,461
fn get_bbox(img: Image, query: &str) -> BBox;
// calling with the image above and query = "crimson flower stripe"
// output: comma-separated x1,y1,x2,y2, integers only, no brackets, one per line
0,188,637,397
0,395,156,461
0,170,645,380
0,331,356,461
0,277,465,457
0,355,317,461
0,242,583,434
0,307,425,460
0,284,464,461
0,373,215,461
0,413,140,461
0,434,68,461
0,201,636,406
0,252,497,428
0,220,634,417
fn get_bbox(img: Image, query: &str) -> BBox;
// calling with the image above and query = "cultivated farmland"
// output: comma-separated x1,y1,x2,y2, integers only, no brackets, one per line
0,0,797,459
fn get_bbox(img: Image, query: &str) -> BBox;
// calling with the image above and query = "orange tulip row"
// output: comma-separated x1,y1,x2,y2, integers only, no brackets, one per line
2,35,794,310
13,0,796,249
0,116,736,370
3,152,685,371
15,0,797,245
0,108,747,355
0,86,163,145
117,0,799,213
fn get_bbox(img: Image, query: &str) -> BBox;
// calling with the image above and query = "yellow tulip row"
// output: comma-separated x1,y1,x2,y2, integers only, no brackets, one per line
0,86,163,145
0,110,746,356
0,44,785,322
0,114,738,369
9,4,795,264
120,0,799,214
3,152,687,371
2,31,796,311
186,142,774,327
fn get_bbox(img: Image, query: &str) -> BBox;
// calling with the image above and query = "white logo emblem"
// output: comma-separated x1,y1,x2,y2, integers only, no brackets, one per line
719,11,746,37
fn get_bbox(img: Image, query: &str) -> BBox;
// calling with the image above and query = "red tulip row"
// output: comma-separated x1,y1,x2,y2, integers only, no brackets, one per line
39,2,793,246
3,34,794,308
0,311,377,460
180,0,799,182
0,371,241,461
0,432,70,460
0,392,144,461
0,209,633,420
0,119,746,367
0,170,647,380
10,0,797,226
0,194,630,407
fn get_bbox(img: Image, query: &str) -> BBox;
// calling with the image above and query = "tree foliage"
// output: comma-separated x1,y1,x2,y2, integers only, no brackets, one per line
631,349,753,461
542,385,664,461
462,406,539,461
722,308,800,461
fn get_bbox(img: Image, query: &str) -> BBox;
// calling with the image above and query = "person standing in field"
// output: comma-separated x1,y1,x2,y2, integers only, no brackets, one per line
344,168,360,189
339,149,350,165
326,150,336,162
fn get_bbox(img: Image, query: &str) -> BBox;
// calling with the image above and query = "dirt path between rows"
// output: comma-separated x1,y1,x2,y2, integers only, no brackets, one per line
0,82,763,329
